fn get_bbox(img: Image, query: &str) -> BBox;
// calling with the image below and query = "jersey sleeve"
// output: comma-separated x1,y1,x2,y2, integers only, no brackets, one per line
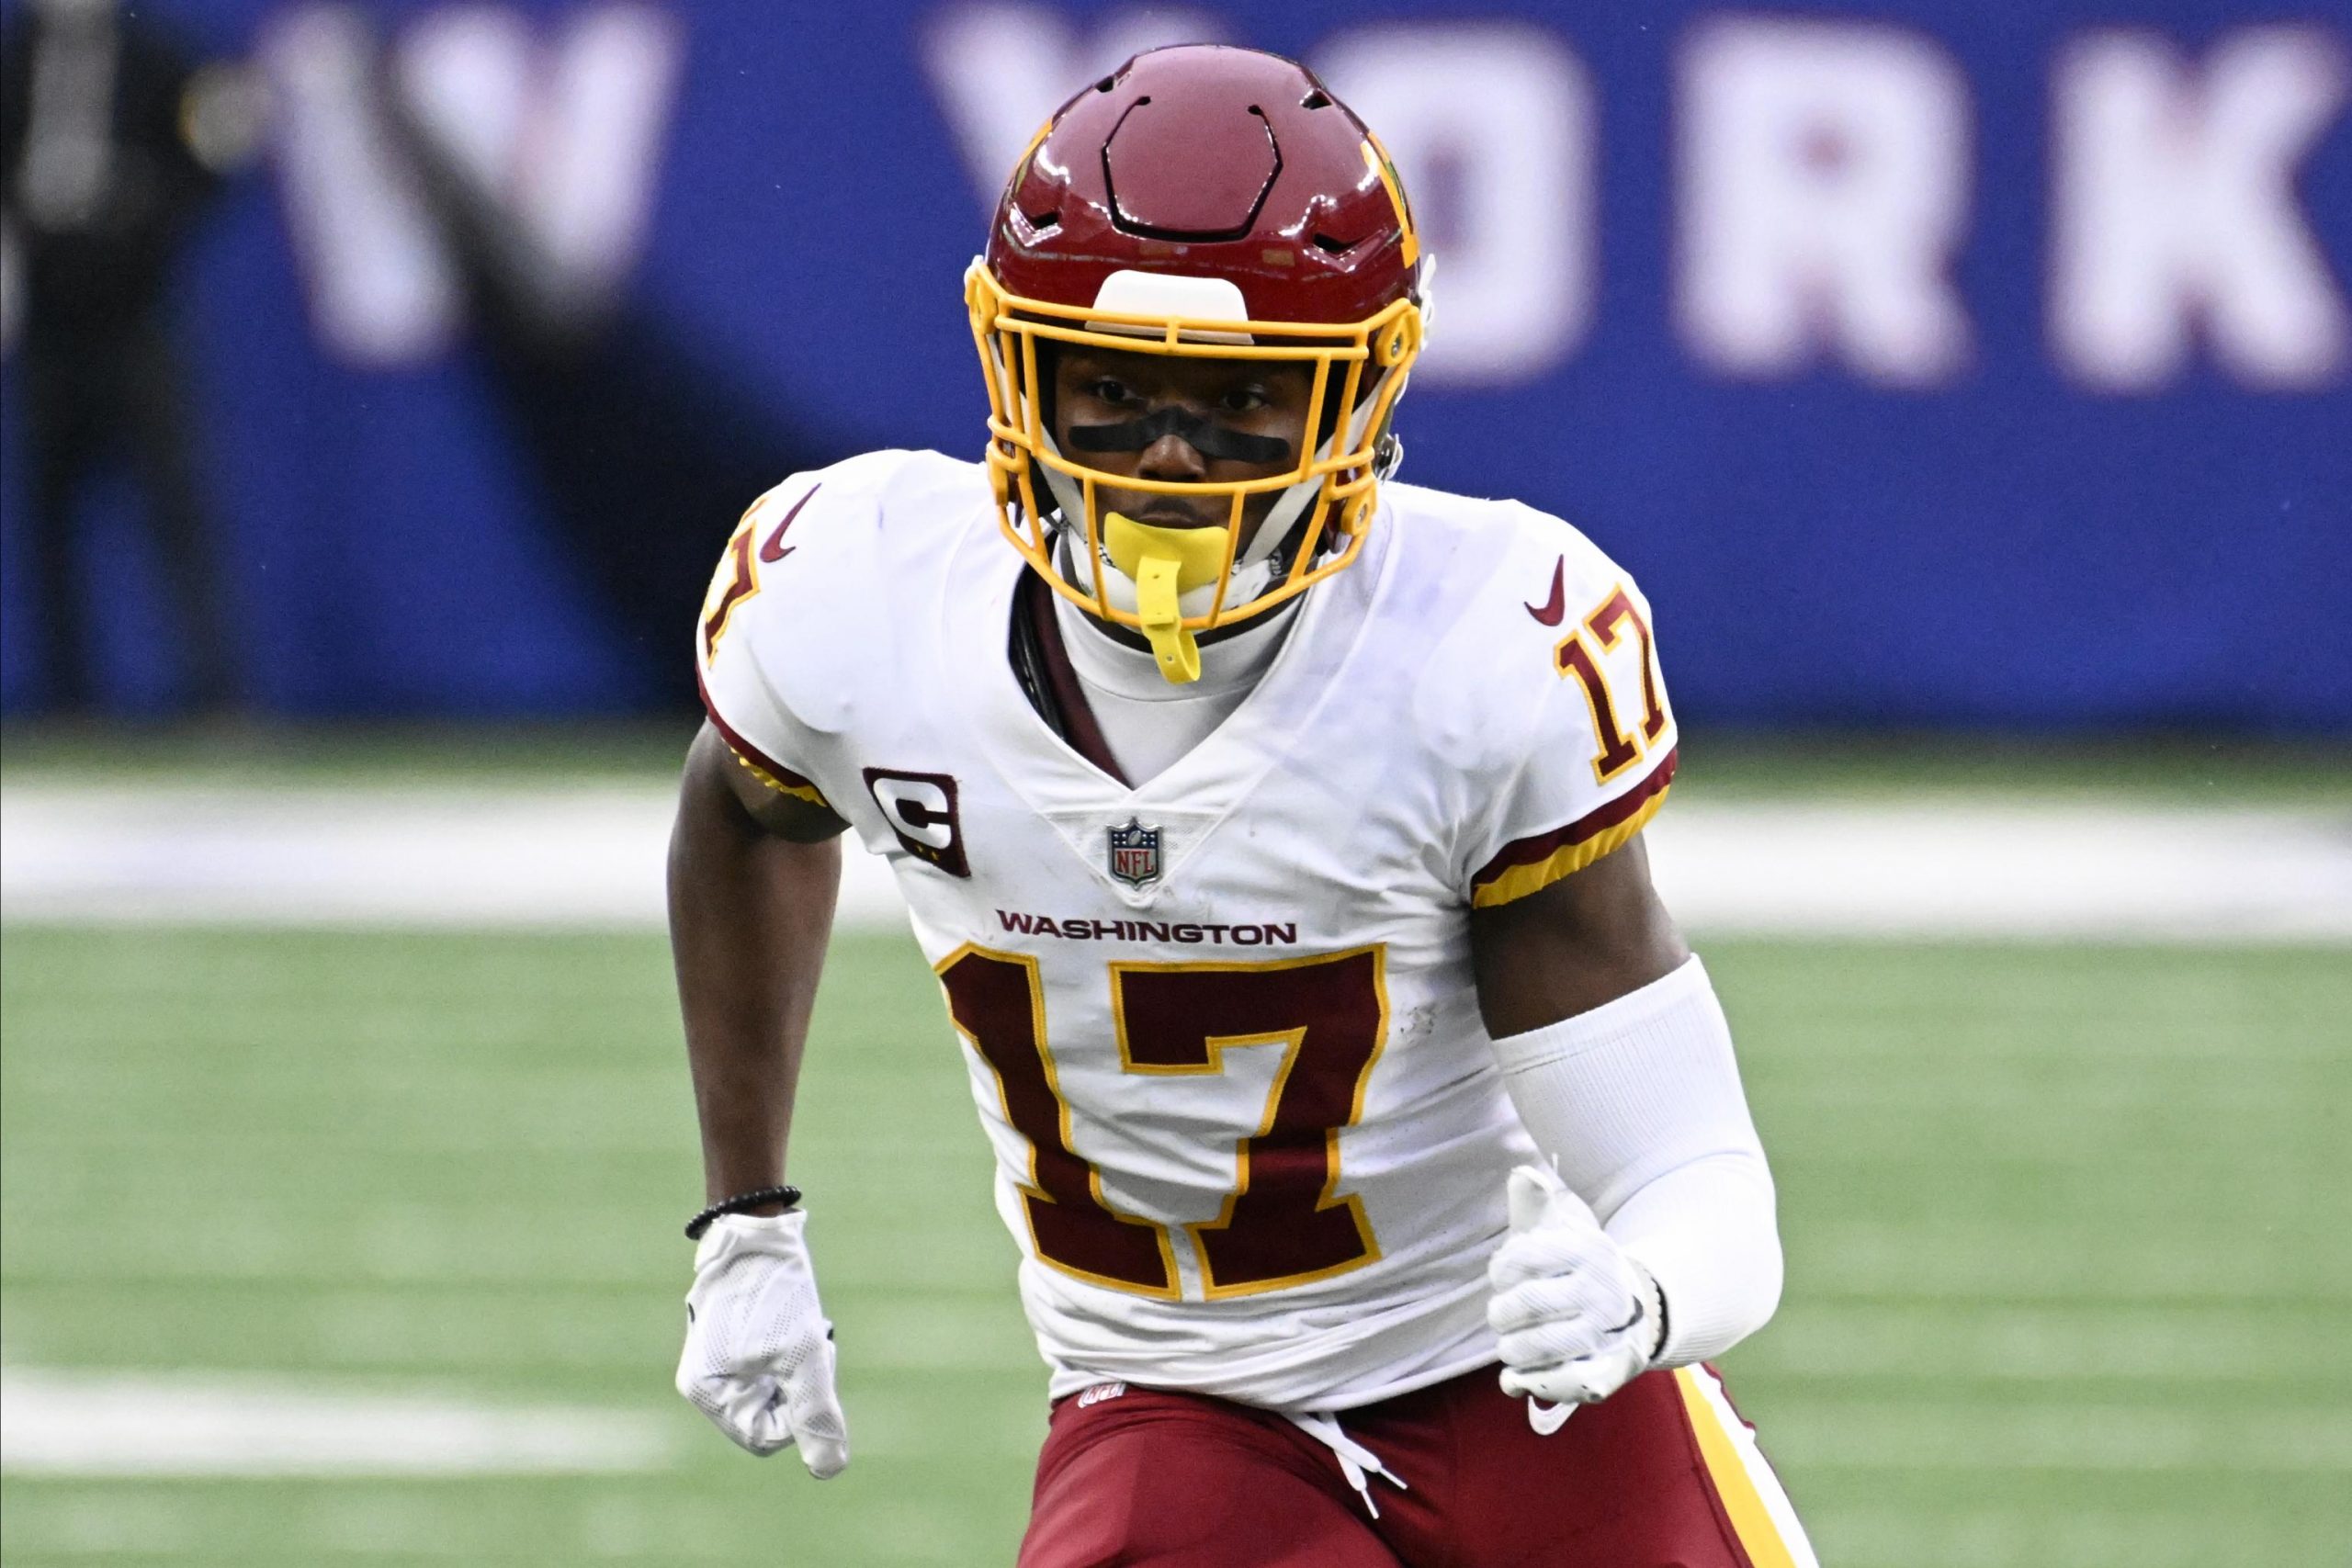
1457,567,1679,909
693,479,834,810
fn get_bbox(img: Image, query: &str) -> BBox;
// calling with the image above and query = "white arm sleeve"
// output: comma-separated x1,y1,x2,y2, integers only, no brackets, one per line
1488,954,1783,1366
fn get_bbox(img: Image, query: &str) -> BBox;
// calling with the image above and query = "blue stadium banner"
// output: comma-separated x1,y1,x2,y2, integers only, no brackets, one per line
3,0,2346,727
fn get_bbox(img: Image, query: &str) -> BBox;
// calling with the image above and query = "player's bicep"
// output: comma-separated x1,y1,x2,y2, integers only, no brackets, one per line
685,722,849,843
1470,832,1688,1038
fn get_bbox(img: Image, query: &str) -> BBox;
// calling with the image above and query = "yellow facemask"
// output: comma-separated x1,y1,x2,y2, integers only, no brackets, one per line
966,261,1424,683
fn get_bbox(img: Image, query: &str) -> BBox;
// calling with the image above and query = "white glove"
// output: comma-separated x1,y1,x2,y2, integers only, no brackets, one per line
675,1211,850,1477
1488,1164,1662,1429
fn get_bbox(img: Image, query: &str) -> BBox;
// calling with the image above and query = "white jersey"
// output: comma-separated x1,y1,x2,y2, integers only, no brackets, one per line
695,449,1681,1412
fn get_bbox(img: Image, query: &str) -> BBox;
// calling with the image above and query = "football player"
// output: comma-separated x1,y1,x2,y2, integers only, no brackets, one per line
671,43,1815,1566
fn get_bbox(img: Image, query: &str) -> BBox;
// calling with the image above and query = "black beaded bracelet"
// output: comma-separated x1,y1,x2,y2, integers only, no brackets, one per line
684,1185,802,1240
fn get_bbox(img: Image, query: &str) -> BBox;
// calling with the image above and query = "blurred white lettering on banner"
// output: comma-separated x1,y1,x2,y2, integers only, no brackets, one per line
265,2,681,367
923,4,1230,209
263,6,462,366
396,4,684,321
1677,17,1973,388
2051,28,2351,391
1314,23,1596,385
242,5,2352,398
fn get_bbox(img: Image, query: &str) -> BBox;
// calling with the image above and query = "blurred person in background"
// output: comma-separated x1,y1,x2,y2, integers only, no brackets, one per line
1,0,261,716
670,43,1811,1567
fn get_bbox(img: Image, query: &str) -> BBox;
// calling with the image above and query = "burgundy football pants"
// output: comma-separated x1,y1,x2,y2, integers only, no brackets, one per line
1017,1363,1812,1568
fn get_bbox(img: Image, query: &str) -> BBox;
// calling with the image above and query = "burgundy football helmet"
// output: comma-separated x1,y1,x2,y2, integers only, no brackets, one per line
965,44,1426,680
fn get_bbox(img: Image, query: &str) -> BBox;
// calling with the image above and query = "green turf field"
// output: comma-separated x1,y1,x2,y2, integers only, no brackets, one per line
3,927,2347,1566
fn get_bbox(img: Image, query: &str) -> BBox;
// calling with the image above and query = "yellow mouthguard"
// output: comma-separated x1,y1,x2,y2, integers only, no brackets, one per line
1102,513,1231,684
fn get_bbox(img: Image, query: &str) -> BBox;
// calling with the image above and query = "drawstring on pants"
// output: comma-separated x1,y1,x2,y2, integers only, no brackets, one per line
1283,1410,1408,1519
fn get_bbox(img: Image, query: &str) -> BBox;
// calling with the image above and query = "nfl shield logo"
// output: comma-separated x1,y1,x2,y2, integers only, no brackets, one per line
1106,818,1163,888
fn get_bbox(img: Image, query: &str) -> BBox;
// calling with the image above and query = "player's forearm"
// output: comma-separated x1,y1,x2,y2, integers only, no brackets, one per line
1606,1151,1781,1365
1490,955,1784,1364
668,752,842,1203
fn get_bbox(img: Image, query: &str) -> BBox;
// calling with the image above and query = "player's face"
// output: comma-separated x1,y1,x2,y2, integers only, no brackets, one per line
1052,347,1315,549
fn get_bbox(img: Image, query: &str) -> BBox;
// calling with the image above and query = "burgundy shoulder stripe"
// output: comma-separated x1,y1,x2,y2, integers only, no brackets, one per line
1474,745,1679,890
695,666,821,795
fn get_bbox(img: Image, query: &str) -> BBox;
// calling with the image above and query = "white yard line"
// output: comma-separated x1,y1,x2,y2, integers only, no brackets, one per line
1645,801,2352,942
0,1367,675,1477
2,785,2346,941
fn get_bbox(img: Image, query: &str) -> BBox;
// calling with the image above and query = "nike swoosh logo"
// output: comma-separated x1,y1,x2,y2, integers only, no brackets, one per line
760,484,820,563
1527,1396,1574,1436
1525,557,1566,626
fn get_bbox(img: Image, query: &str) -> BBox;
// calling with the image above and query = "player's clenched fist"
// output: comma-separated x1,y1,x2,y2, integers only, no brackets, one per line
676,1212,850,1477
1488,1164,1662,1423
